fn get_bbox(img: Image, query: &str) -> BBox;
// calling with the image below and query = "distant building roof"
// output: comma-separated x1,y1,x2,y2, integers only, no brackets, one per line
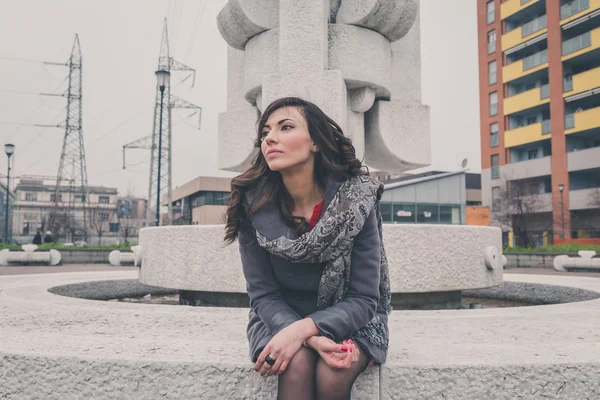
383,170,469,190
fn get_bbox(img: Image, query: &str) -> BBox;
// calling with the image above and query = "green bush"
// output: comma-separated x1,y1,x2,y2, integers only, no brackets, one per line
505,243,600,254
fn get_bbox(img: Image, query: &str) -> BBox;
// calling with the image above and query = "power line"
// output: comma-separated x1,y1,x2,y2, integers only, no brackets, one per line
0,56,46,64
183,0,207,63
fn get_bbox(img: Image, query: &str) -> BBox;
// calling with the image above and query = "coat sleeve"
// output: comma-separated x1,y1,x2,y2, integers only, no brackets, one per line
307,208,380,342
238,220,302,335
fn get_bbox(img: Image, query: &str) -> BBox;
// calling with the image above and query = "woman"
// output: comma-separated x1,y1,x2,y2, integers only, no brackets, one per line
224,97,391,399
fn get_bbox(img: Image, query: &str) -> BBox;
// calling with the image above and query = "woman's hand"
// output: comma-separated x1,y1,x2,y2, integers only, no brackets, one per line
254,318,318,377
307,336,353,369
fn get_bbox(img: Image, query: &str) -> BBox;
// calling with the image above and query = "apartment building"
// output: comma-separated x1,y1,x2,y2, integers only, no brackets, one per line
12,176,119,243
171,176,232,225
478,0,600,245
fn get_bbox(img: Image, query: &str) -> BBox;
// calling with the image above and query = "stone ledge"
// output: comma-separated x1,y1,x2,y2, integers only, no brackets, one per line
2,272,600,399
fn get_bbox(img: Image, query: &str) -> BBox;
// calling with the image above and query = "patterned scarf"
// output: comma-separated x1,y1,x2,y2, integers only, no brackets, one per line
255,175,392,350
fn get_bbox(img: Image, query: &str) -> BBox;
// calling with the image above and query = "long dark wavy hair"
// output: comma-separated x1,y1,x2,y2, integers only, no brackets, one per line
224,97,368,244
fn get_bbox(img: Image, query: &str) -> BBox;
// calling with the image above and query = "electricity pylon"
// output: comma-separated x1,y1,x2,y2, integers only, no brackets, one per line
43,34,89,242
123,19,201,227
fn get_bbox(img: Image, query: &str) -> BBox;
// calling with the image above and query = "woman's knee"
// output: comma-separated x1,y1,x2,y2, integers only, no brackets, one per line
280,347,317,377
315,359,359,399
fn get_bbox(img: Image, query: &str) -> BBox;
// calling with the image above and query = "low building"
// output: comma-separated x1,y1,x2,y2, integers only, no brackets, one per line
117,196,148,243
381,170,484,225
171,176,232,225
11,176,119,244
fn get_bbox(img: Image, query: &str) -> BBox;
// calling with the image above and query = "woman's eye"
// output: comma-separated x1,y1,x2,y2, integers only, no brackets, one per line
261,131,269,137
281,125,293,131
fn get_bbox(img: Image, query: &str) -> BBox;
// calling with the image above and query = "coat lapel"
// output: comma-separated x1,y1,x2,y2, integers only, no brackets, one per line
244,173,346,240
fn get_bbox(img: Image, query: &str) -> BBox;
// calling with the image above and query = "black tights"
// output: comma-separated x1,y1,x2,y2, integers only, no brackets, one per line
277,347,369,400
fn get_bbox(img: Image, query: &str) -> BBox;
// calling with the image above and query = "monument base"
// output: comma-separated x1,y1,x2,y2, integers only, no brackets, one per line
179,290,250,308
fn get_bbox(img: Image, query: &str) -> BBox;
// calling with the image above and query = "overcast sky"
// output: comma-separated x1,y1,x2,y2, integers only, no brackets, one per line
0,0,480,198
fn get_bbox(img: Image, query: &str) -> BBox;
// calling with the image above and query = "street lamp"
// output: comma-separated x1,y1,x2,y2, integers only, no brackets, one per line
155,69,170,226
558,184,565,239
4,143,15,244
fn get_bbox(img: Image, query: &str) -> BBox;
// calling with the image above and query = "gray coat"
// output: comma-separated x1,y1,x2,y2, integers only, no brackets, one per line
239,174,388,364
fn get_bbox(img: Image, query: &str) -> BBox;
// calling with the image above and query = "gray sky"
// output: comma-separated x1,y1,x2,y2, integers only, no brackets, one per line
0,0,480,198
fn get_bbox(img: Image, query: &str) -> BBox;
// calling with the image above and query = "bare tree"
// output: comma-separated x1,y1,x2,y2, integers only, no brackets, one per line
89,209,115,246
587,188,600,209
492,180,554,247
119,216,137,244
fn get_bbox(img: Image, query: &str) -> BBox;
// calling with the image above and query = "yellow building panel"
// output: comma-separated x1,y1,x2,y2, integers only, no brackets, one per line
501,0,540,19
505,122,549,148
501,26,547,52
564,66,600,97
562,27,600,61
561,0,600,25
565,106,600,135
504,87,550,115
503,59,548,83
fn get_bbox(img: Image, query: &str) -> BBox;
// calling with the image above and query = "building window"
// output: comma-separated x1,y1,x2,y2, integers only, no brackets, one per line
109,222,120,233
490,123,499,147
489,92,498,116
439,205,461,224
99,212,109,221
528,149,538,160
417,204,439,224
488,60,497,85
24,213,38,221
75,195,86,203
380,203,392,222
393,204,415,224
50,193,63,202
487,1,495,24
491,187,501,212
491,154,500,179
25,193,37,201
487,30,496,54
99,196,110,204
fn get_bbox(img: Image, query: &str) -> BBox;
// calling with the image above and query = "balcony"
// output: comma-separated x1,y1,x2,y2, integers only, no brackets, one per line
502,156,551,180
501,15,547,52
562,27,600,61
565,106,600,134
568,146,600,172
516,192,553,213
561,0,600,25
501,0,541,20
564,66,600,97
503,49,548,82
570,187,599,210
504,84,550,115
505,120,551,148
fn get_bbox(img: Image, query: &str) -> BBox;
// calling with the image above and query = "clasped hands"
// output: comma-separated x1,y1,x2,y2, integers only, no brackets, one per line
254,318,360,377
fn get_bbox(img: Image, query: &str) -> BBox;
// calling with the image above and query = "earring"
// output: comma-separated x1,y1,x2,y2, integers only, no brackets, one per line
311,146,318,153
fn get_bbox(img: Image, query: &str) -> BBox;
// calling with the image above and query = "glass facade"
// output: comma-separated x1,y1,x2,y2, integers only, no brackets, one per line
381,202,461,225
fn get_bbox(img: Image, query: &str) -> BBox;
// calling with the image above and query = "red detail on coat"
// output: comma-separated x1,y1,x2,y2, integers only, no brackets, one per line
309,200,325,230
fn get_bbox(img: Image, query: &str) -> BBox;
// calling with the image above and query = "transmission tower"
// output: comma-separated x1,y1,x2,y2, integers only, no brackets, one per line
123,19,201,227
45,34,89,242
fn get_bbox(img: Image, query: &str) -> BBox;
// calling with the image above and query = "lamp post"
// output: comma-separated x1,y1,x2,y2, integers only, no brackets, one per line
4,143,15,244
155,69,170,226
558,184,565,239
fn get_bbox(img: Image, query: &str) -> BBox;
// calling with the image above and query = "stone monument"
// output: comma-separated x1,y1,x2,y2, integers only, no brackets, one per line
216,0,430,174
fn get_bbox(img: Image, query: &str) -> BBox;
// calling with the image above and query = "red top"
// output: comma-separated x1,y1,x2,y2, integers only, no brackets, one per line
309,200,325,230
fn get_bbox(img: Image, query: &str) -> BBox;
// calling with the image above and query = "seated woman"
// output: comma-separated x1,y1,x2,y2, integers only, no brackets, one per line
224,97,391,400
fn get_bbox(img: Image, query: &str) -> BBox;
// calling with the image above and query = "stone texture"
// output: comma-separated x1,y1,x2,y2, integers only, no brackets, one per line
2,272,600,398
138,224,503,293
336,0,418,42
217,0,431,174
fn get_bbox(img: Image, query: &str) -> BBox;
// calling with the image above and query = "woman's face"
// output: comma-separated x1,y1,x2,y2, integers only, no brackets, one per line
260,106,316,173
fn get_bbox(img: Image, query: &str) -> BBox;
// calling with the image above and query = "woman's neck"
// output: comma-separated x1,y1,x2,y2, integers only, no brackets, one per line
281,167,322,209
